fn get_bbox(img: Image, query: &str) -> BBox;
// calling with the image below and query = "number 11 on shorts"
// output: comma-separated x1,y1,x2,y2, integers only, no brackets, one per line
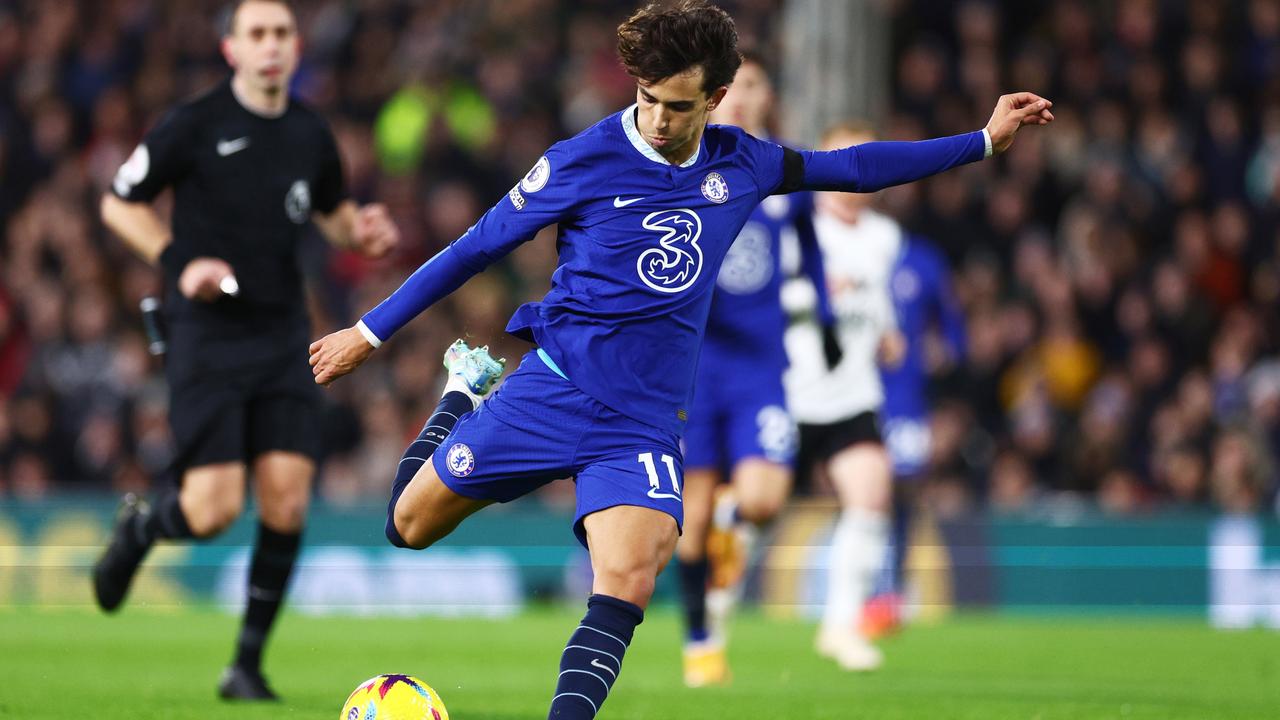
638,452,681,500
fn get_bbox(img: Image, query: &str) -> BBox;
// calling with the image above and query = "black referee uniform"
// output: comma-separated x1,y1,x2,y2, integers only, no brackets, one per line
111,77,344,468
97,76,348,700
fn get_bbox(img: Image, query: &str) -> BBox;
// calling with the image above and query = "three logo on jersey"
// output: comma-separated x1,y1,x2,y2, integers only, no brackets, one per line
510,156,732,295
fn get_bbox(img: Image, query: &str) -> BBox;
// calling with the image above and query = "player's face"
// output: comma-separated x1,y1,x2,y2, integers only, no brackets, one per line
635,67,728,164
818,128,876,219
224,1,299,94
709,60,772,133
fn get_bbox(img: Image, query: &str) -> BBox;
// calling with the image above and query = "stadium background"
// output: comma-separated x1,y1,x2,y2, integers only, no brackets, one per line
2,0,1280,696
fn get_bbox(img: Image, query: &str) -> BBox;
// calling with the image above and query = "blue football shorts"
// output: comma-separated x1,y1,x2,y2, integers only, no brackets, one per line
431,350,684,548
682,353,796,473
882,413,931,479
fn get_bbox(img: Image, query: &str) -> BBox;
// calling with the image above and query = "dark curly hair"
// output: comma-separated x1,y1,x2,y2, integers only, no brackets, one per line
617,1,742,96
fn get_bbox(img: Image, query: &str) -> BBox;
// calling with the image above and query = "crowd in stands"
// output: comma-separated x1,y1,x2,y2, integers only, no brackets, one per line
0,0,1276,517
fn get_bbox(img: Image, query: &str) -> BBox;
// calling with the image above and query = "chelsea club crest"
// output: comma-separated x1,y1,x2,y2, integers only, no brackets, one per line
445,443,475,477
701,172,729,204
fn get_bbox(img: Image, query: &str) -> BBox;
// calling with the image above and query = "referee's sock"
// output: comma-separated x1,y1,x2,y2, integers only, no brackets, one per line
547,594,643,719
232,522,301,675
385,385,477,548
132,489,195,544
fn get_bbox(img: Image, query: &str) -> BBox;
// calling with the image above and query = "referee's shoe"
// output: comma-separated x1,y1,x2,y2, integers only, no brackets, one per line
92,494,151,612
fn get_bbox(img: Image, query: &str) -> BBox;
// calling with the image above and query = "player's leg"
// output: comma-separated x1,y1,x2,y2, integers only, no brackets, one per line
387,340,504,549
548,505,679,720
673,392,725,685
703,402,796,645
862,415,931,638
216,450,312,701
818,414,892,671
674,467,723,686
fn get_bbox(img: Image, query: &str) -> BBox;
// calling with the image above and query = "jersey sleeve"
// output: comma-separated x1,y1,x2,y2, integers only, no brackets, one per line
111,107,196,203
797,132,987,193
792,193,835,326
359,145,582,344
761,131,988,196
311,119,347,215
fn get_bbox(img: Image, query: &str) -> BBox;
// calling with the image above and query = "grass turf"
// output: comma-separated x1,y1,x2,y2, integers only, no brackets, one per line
1,607,1277,719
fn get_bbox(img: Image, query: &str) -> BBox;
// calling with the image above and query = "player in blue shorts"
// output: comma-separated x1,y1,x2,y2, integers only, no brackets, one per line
309,2,1052,716
863,233,967,637
675,52,837,687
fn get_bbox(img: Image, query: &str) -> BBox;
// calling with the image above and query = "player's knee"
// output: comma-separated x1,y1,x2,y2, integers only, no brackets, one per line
736,492,784,524
596,564,658,606
391,503,439,550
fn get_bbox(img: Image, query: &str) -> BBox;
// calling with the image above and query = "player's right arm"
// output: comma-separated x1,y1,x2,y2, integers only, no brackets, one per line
309,149,580,386
104,108,233,301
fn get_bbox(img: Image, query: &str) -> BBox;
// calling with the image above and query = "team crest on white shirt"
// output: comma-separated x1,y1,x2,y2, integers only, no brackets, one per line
445,442,475,477
701,172,728,203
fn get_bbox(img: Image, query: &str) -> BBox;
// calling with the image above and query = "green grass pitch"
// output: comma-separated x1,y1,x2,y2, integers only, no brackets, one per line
2,607,1277,719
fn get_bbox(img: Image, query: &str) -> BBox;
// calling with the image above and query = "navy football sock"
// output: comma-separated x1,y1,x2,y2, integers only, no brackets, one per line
677,558,710,642
385,391,475,547
548,594,643,719
233,523,301,674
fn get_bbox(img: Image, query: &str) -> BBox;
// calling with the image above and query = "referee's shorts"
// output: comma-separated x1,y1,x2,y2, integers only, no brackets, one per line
164,338,321,477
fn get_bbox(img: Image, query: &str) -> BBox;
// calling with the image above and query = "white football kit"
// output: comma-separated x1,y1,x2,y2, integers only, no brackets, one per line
783,207,901,425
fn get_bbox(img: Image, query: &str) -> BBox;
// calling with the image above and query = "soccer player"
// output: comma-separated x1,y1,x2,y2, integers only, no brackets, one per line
783,121,925,671
862,232,967,637
92,0,399,700
310,2,1051,715
675,52,836,687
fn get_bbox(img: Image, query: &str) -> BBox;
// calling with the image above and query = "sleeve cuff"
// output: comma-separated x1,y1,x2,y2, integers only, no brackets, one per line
981,128,993,158
355,319,383,348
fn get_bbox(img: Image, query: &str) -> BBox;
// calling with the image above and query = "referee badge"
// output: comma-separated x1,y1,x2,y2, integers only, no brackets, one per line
445,443,476,477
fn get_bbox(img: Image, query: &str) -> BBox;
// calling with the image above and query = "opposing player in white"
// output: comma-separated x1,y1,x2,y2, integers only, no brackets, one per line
783,122,907,671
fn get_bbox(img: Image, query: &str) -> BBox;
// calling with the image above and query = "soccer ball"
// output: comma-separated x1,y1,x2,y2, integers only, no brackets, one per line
339,674,449,720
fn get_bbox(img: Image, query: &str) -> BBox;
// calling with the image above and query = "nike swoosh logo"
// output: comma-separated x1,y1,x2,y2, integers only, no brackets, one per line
216,137,250,157
647,487,681,500
590,658,617,678
613,196,643,208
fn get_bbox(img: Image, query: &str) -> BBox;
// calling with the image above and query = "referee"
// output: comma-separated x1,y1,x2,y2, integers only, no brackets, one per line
92,0,398,701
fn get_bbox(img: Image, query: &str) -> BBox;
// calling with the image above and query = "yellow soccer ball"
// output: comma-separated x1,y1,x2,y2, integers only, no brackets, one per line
339,674,449,720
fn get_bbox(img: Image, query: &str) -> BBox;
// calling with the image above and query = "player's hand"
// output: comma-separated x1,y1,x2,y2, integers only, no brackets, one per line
878,330,907,369
353,203,399,259
984,92,1054,155
178,257,236,302
309,326,376,386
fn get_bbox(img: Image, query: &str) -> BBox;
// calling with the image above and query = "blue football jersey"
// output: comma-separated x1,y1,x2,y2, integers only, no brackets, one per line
361,106,986,435
880,235,966,419
703,189,827,370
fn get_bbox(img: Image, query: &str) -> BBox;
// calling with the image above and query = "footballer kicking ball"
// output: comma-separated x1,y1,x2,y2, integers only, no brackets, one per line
340,674,449,720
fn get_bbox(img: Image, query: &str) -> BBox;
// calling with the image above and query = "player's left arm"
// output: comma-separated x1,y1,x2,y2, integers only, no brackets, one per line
313,200,400,259
773,93,1053,194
